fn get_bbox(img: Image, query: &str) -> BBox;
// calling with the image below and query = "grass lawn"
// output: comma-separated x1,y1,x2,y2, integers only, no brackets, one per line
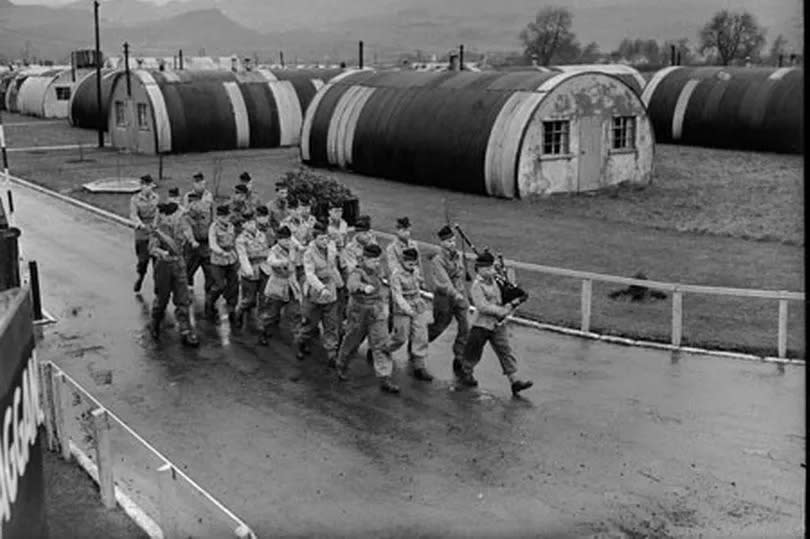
3,115,804,358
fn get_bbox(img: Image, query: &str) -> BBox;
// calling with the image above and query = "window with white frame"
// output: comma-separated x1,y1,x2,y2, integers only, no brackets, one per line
55,87,71,101
612,116,636,150
542,120,570,155
115,101,127,127
137,103,149,130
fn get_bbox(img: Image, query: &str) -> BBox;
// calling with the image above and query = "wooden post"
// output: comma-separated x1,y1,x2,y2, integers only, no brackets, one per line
777,298,788,358
39,362,57,451
580,279,592,332
92,409,116,508
158,463,180,539
671,288,683,347
52,372,72,461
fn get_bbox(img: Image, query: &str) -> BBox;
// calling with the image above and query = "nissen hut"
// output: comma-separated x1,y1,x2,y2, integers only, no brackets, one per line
302,70,654,198
107,68,345,154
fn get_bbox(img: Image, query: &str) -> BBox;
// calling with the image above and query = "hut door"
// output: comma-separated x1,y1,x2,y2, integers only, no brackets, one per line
577,117,602,192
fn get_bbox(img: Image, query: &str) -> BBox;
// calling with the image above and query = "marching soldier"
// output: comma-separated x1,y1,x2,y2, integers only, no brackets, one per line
341,215,377,275
457,251,533,396
167,186,183,209
296,221,343,365
335,243,400,394
280,198,307,289
130,174,160,293
183,172,214,294
257,226,302,346
233,210,271,334
206,204,240,326
298,197,318,245
229,183,251,235
268,181,290,232
427,225,470,375
326,201,349,250
255,205,276,247
388,247,434,381
385,216,422,277
148,202,200,347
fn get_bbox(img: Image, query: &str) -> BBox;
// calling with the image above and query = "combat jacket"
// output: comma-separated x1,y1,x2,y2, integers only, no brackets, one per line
208,219,238,266
268,198,289,231
235,228,270,279
346,266,388,320
390,266,427,316
148,213,191,264
327,218,349,250
303,242,343,304
385,238,421,278
430,247,467,302
341,234,378,275
262,243,301,302
182,190,214,241
469,276,505,330
257,222,276,248
129,190,159,241
282,215,316,247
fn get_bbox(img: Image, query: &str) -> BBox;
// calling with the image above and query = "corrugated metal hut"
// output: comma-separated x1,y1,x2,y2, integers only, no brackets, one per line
16,69,65,116
107,68,345,154
495,64,645,95
16,67,93,118
642,66,804,153
301,70,654,198
4,67,52,112
68,68,118,130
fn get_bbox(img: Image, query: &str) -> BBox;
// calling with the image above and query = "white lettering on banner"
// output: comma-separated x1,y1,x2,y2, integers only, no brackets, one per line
0,351,44,526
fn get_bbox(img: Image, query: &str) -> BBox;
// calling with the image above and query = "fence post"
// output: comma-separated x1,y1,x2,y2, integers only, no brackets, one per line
671,287,683,347
777,298,788,359
158,463,180,539
52,372,72,461
39,361,58,452
580,279,592,332
92,408,116,508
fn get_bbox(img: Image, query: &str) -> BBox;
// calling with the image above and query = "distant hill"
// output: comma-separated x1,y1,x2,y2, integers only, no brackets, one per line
0,0,802,63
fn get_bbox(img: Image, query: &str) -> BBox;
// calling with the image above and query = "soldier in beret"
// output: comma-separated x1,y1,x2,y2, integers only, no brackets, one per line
229,183,251,235
183,172,215,295
268,180,290,232
427,225,470,375
296,221,343,365
336,243,399,394
341,215,377,274
255,205,276,247
387,247,434,381
233,210,271,334
148,202,199,347
130,174,160,293
206,204,240,326
257,225,302,346
458,252,533,396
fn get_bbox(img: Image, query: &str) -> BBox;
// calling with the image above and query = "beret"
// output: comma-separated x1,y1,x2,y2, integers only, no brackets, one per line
437,225,453,240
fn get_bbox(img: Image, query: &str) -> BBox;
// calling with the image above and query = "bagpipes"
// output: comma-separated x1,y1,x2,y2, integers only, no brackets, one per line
453,224,529,319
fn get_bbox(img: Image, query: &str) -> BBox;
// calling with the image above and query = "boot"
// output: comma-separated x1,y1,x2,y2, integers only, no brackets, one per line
258,330,271,347
511,380,533,396
204,299,217,323
452,359,464,376
230,310,243,335
380,378,400,394
296,343,307,361
134,273,145,293
413,368,434,382
327,355,337,369
182,333,200,348
366,349,374,367
336,364,349,382
458,374,479,388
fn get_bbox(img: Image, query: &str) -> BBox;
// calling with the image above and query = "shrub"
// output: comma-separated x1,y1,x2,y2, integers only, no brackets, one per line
281,167,357,220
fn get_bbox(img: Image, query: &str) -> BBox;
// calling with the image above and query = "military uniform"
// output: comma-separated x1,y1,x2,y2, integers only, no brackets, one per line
335,250,394,386
388,259,433,379
427,232,470,367
129,183,159,292
234,222,270,330
258,235,302,344
268,198,289,232
182,189,214,293
207,213,240,321
296,232,343,362
459,253,533,396
149,205,198,346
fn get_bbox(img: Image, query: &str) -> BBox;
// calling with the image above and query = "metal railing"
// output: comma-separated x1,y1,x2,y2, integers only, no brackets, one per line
374,231,805,360
38,360,257,539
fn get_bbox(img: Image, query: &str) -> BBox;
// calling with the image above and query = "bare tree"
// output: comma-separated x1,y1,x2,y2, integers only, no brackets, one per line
699,9,766,65
768,34,788,64
519,6,579,66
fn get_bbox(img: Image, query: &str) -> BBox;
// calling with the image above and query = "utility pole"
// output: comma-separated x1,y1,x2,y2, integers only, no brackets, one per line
93,0,104,148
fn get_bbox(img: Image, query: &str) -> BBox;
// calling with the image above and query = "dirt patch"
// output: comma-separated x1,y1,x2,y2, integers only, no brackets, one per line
42,445,148,539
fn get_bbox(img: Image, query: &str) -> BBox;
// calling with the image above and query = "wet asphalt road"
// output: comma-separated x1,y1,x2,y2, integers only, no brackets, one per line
11,183,805,538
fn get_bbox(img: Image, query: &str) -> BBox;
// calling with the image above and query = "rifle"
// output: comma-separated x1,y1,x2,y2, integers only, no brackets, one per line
453,224,529,320
151,224,182,259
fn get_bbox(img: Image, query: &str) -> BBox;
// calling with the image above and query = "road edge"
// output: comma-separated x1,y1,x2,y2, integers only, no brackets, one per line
9,173,804,367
